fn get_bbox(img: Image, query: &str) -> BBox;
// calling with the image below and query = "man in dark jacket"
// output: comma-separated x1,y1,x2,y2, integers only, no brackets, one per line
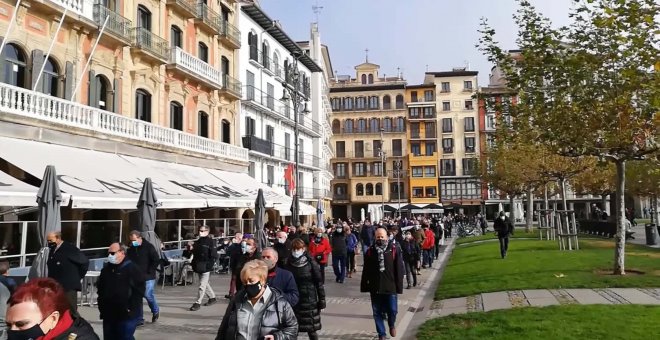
46,231,89,312
493,211,515,258
273,231,291,268
262,248,299,307
234,238,261,292
189,225,219,311
225,233,244,299
361,228,404,340
98,243,146,340
330,224,348,283
127,230,160,324
360,220,375,254
400,232,420,288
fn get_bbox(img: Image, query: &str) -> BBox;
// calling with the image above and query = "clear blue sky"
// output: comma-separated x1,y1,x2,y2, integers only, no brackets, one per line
259,0,575,85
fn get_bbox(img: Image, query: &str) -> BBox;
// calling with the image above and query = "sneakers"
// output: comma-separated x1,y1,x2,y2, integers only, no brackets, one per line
152,312,159,323
204,298,217,306
189,303,201,311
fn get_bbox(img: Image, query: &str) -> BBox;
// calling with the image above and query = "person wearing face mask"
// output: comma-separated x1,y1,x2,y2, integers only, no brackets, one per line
216,260,298,340
344,226,359,278
225,233,244,299
400,232,420,289
493,211,515,258
273,231,291,268
126,230,160,325
285,239,326,340
97,243,146,340
233,238,261,293
45,231,88,312
261,248,299,307
360,228,404,340
4,278,98,340
329,224,348,283
189,226,219,311
308,227,331,284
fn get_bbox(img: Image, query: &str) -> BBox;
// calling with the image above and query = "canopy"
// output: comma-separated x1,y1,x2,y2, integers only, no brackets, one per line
0,169,70,207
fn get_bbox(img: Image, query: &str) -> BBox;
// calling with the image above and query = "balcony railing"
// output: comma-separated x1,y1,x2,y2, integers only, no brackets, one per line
50,0,93,20
242,135,274,155
297,187,331,200
196,3,222,34
166,0,197,17
219,19,241,48
0,82,248,162
169,47,223,89
340,126,406,134
92,5,132,43
131,27,169,61
222,74,242,97
332,150,401,159
241,135,321,169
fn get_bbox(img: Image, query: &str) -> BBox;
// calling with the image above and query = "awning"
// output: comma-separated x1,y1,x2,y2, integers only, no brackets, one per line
275,201,317,216
0,170,70,207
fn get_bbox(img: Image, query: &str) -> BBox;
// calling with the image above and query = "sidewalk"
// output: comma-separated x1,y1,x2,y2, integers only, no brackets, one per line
628,222,660,249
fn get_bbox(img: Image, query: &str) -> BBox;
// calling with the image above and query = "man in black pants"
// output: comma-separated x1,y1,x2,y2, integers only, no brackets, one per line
493,211,514,258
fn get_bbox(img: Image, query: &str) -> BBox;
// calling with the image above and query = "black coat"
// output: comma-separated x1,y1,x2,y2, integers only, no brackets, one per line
330,231,347,257
227,243,243,271
360,241,404,295
494,216,514,237
191,236,218,273
126,239,160,280
285,253,325,333
400,239,421,263
216,288,298,340
273,240,291,268
51,311,99,340
97,259,146,321
234,250,261,292
47,241,89,292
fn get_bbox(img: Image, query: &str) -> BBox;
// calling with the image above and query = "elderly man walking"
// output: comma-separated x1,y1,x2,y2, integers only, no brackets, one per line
46,231,89,311
127,230,160,324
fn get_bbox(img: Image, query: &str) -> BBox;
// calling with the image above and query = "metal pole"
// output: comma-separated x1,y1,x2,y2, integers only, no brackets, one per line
72,15,109,102
397,161,402,217
290,56,300,228
380,128,385,219
33,8,68,91
0,0,22,58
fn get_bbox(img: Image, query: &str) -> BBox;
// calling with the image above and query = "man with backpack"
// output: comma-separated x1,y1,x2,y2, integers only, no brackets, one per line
189,225,219,311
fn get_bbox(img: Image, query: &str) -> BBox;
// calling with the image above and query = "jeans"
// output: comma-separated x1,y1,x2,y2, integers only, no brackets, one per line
346,251,356,272
422,249,434,267
370,293,398,337
332,255,346,282
404,259,417,286
139,279,159,321
499,236,509,258
195,271,216,304
103,316,140,340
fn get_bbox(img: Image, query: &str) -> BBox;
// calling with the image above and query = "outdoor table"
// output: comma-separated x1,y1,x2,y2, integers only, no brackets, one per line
167,258,187,286
80,270,101,307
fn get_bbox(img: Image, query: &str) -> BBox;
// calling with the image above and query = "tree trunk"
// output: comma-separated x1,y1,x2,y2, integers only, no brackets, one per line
613,160,626,275
509,195,516,225
544,184,549,210
526,187,534,232
653,195,659,226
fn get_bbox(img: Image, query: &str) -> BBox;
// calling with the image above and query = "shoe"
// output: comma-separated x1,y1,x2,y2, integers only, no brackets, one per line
189,303,201,311
204,298,217,306
152,312,159,323
413,282,417,287
379,337,386,340
390,327,397,337
339,280,344,284
348,273,352,278
406,284,411,289
224,294,233,299
336,278,340,283
137,320,145,327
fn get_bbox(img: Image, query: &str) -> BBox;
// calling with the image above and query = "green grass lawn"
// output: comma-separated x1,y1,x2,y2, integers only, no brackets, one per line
418,305,660,340
436,239,660,300
455,230,538,245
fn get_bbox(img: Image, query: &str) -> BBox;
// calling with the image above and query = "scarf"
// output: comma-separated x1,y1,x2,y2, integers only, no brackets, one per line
41,310,74,340
290,253,310,268
376,243,388,272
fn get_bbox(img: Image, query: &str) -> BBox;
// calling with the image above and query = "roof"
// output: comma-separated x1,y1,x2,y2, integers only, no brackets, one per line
241,5,323,73
425,71,479,77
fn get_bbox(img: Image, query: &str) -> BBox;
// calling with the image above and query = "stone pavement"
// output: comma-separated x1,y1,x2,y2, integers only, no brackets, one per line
77,242,455,340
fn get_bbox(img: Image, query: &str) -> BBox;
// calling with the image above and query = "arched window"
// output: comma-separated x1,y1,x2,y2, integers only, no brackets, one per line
170,25,182,48
1,43,26,88
395,94,404,109
273,52,280,75
248,31,258,61
261,42,270,68
396,117,405,132
361,74,367,84
137,5,151,30
383,117,393,132
343,97,354,110
369,118,380,133
366,183,374,195
332,119,340,134
355,97,366,110
356,183,364,196
369,96,379,109
40,58,59,97
221,119,231,143
198,111,209,138
375,183,383,195
135,89,151,122
170,102,183,130
356,119,366,133
368,74,374,84
198,42,209,63
383,95,391,109
95,75,113,111
344,119,354,133
331,97,341,111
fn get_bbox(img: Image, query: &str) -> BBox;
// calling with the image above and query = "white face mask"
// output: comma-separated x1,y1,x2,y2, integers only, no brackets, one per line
500,216,505,221
199,231,209,237
277,238,286,244
107,254,118,264
292,250,304,258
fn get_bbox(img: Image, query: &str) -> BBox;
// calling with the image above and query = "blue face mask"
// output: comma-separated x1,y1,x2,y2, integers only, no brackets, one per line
131,241,140,247
107,254,118,264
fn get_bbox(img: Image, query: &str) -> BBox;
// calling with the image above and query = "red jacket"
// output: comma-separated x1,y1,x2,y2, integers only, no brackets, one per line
309,236,331,265
422,229,435,250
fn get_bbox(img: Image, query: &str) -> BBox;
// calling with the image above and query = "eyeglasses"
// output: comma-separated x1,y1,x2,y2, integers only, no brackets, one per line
108,251,117,255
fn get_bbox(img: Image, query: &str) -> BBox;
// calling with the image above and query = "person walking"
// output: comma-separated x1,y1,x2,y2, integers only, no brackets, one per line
189,225,218,311
421,224,435,268
359,220,375,254
330,224,348,283
126,230,160,324
234,238,261,293
225,233,244,299
400,232,420,289
285,239,326,340
98,243,146,340
308,227,331,284
45,231,89,312
273,231,292,268
493,211,514,259
345,225,359,278
261,248,299,307
360,228,404,340
216,260,298,340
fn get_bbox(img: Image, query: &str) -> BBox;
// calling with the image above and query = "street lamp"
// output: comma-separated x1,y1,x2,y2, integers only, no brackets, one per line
379,128,386,219
281,53,310,228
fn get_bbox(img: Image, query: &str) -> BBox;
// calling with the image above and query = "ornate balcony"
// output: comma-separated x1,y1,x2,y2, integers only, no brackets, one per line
195,3,222,35
167,47,223,90
166,0,198,18
220,74,242,99
219,19,241,49
92,5,133,45
130,27,169,63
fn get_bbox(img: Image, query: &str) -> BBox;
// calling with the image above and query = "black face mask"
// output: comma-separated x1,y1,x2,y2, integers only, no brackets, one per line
47,241,56,249
375,239,386,247
245,282,263,299
7,322,46,340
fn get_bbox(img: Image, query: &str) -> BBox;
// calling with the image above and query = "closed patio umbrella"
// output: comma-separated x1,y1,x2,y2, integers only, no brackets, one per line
316,198,325,231
137,178,163,258
254,188,269,251
28,165,62,280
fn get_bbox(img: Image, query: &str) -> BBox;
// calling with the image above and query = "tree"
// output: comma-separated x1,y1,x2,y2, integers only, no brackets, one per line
626,156,660,224
479,0,659,274
571,159,617,217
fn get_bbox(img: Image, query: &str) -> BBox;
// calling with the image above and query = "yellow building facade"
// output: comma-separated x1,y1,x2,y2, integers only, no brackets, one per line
406,84,439,205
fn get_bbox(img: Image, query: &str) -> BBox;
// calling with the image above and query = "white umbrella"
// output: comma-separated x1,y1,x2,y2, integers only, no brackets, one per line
361,208,366,222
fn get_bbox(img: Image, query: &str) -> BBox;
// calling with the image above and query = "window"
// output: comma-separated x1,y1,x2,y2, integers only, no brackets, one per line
343,97,354,110
265,83,275,110
465,137,476,153
273,52,279,75
244,117,256,135
464,80,473,90
442,138,454,153
372,140,382,157
440,178,481,200
344,119,354,133
334,163,346,178
355,97,366,110
441,82,450,92
284,132,290,160
137,5,151,30
425,142,436,156
395,117,405,132
442,101,451,111
354,163,366,177
334,184,347,197
383,118,392,132
442,118,452,133
395,95,404,109
411,91,418,102
425,122,436,138
198,111,209,137
95,75,113,111
424,90,434,101
265,125,274,143
221,119,231,143
356,183,364,195
411,143,421,156
464,100,474,110
391,182,404,196
375,183,382,195
486,113,496,130
368,74,374,84
441,159,456,176
409,107,420,118
267,165,274,186
369,96,379,109
356,119,367,133
383,95,391,109
170,26,182,48
331,98,341,111
246,70,255,99
412,166,423,177
336,141,345,157
361,74,367,84
412,187,423,198
170,101,183,130
135,89,151,122
332,119,341,134
366,183,374,195
392,139,402,156
425,166,436,177
410,123,420,138
40,58,59,96
464,117,475,132
463,158,477,175
369,118,379,133
2,43,26,88
261,42,270,68
425,187,437,198
248,31,258,61
354,141,365,157
198,42,209,63
248,161,255,178
423,107,435,118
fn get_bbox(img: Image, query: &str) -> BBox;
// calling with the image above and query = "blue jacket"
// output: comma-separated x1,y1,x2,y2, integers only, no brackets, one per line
360,225,375,246
346,233,359,252
266,267,299,307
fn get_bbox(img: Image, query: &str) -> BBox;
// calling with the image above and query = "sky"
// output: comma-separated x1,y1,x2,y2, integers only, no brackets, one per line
259,0,576,85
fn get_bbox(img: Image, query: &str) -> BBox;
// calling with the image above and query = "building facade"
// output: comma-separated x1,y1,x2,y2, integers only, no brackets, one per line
329,61,408,220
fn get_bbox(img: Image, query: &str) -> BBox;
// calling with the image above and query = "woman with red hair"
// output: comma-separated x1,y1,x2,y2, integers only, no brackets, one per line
4,278,98,340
